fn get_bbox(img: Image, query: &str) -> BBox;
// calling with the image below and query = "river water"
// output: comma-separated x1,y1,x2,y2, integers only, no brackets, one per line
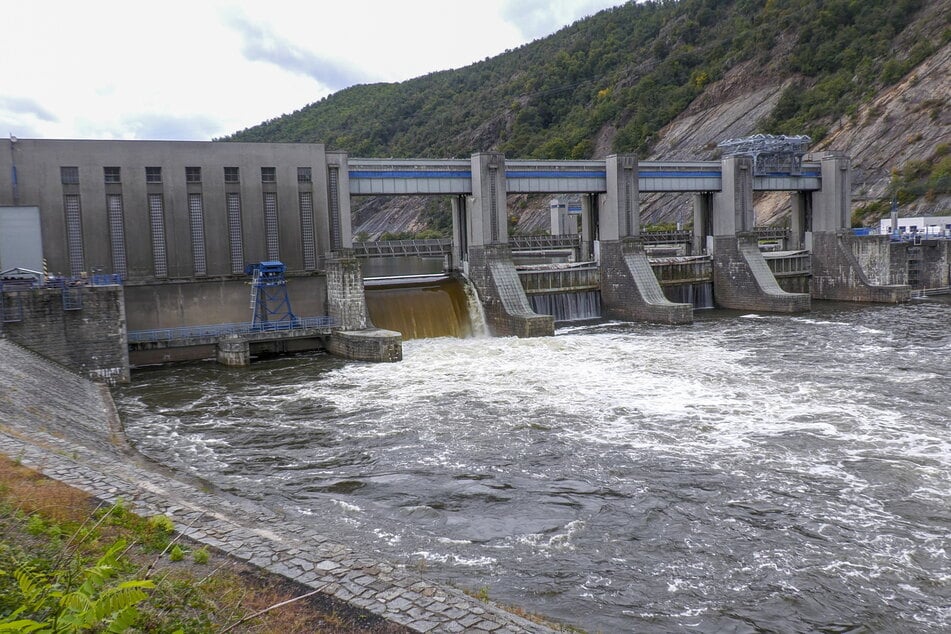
115,297,951,633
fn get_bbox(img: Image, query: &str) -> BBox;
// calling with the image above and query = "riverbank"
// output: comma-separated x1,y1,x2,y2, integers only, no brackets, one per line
0,338,560,634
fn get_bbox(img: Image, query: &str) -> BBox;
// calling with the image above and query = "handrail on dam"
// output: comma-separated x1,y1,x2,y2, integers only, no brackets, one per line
352,239,452,258
127,316,336,343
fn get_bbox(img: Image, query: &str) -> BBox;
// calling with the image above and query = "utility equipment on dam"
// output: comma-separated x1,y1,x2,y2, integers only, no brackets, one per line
245,261,299,330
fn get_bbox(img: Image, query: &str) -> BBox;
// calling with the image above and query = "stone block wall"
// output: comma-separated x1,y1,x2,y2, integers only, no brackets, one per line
1,285,130,384
851,235,904,285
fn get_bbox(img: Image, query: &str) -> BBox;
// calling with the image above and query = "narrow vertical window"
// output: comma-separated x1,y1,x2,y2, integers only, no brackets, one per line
64,195,85,275
261,167,276,183
106,194,127,278
227,193,244,274
263,192,279,260
299,191,316,270
148,194,168,278
327,166,341,250
297,167,312,183
188,193,206,276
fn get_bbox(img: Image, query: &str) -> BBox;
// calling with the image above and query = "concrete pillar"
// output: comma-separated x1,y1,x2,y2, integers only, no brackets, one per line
465,152,552,337
580,194,596,261
597,155,690,324
710,155,809,312
600,240,693,324
325,256,368,330
813,153,851,232
217,335,250,367
549,199,578,235
808,152,908,303
469,152,508,247
450,195,467,272
692,193,712,255
712,156,754,235
789,192,810,250
325,152,353,253
601,154,639,240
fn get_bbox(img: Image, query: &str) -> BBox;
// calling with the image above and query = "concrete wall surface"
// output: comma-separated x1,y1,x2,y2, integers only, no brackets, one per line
123,275,328,331
810,231,910,302
0,139,331,282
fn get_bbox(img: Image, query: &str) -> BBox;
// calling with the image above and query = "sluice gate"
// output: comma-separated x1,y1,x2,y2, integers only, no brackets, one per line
517,265,601,322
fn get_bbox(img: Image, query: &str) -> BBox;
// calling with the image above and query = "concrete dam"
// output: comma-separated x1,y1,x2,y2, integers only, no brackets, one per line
3,137,950,632
2,137,949,381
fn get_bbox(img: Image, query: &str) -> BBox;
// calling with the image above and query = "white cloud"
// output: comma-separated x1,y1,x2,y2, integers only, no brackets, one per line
0,0,623,141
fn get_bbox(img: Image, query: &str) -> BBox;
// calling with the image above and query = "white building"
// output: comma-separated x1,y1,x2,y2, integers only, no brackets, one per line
879,215,951,237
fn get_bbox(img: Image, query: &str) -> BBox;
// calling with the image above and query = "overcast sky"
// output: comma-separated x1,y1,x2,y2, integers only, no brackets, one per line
0,0,624,141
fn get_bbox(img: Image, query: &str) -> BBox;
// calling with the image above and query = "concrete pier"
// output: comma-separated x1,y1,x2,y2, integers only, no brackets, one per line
713,234,811,312
810,231,911,302
711,157,810,312
600,240,693,323
465,153,554,337
599,154,693,323
216,334,250,366
809,153,911,303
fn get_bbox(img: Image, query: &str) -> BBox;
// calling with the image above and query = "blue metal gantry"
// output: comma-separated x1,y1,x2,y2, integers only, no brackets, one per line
245,261,299,330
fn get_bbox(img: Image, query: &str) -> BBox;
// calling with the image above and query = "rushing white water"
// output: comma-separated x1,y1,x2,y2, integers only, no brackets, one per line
117,298,951,632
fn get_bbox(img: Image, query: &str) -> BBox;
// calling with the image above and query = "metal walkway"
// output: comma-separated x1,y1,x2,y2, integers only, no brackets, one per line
127,316,336,344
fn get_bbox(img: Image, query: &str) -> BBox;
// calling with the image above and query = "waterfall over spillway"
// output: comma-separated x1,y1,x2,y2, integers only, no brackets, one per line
529,291,602,322
365,275,480,340
663,282,714,309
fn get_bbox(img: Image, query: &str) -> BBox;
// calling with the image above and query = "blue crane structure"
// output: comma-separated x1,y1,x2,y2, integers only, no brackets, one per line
245,261,299,330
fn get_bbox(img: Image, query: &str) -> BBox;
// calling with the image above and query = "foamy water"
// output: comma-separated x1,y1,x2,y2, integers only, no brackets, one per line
117,298,951,632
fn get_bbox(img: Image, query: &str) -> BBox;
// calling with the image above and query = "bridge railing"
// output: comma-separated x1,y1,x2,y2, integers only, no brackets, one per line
128,316,336,343
352,239,451,258
753,227,792,241
511,235,582,250
641,230,691,243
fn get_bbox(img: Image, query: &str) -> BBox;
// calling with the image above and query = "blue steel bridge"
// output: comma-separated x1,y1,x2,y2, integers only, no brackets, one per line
347,158,821,195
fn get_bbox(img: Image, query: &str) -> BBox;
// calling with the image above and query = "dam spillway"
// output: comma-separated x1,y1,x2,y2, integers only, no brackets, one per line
364,275,482,340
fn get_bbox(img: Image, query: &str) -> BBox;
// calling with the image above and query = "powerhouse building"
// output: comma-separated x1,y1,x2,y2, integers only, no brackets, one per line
1,138,351,330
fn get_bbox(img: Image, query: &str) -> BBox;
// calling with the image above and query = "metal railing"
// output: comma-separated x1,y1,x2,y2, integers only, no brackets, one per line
352,239,451,258
511,235,582,250
128,315,336,343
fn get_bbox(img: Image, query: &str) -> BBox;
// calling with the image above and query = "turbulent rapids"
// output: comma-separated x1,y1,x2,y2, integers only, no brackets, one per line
116,297,951,632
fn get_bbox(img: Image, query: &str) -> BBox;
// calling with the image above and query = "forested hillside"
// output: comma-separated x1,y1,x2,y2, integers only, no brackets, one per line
225,0,950,235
